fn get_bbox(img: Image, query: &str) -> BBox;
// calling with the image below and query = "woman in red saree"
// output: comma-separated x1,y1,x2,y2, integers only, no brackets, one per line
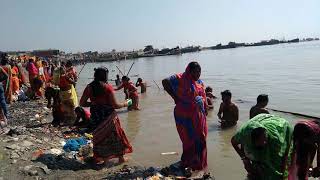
289,120,320,180
27,58,38,91
162,61,208,171
11,65,20,94
42,61,51,85
17,63,27,85
80,67,132,164
115,76,139,110
1,59,13,103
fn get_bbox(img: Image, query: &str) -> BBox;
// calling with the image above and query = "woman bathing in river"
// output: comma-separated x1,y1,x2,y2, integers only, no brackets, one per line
115,76,140,110
162,61,208,171
80,67,132,165
136,77,147,94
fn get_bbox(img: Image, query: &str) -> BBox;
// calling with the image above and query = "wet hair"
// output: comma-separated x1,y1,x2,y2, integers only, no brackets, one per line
188,61,201,72
66,60,72,67
116,74,120,78
75,106,83,113
137,78,142,82
221,90,232,98
0,53,6,61
122,76,130,82
293,123,316,143
75,106,85,117
205,86,213,93
257,94,269,104
9,61,15,67
1,56,8,65
33,78,43,87
89,67,109,97
251,127,266,145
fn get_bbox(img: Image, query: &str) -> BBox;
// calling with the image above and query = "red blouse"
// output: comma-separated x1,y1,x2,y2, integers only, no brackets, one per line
83,108,91,121
118,82,137,92
59,75,71,89
81,83,114,106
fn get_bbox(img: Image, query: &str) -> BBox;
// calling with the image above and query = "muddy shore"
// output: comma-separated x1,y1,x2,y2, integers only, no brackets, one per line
0,100,214,180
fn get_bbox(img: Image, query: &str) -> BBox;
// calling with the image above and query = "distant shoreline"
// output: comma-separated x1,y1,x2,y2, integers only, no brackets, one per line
74,38,319,65
3,37,319,65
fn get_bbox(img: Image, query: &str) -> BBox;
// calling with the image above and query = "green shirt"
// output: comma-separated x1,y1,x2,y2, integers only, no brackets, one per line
234,114,293,180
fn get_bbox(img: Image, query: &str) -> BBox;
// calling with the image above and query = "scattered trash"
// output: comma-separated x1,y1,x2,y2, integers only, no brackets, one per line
63,137,88,152
161,152,178,155
78,144,93,159
60,140,66,146
6,144,20,150
32,150,44,160
0,98,215,179
35,114,40,119
84,133,93,139
48,148,62,155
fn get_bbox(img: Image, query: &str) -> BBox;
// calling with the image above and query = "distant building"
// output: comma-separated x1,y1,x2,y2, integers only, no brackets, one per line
306,38,314,41
143,45,154,54
31,49,59,58
288,38,299,43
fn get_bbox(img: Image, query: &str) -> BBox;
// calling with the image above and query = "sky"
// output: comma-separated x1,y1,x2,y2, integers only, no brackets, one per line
1,0,319,52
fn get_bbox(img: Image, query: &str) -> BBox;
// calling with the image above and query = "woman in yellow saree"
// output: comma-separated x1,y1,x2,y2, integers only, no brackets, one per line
59,67,78,125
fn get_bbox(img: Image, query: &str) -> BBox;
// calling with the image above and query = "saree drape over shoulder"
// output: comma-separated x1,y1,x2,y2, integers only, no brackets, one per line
167,65,208,170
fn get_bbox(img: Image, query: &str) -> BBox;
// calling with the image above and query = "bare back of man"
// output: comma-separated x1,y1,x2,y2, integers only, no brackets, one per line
250,106,269,119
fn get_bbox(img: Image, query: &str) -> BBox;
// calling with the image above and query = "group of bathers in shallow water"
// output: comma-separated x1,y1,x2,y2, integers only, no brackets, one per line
45,60,318,179
161,61,319,179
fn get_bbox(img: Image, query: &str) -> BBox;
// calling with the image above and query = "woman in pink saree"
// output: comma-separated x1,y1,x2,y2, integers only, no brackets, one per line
289,120,320,180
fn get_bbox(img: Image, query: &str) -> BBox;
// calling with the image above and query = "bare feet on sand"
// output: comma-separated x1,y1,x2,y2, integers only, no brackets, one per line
118,156,128,163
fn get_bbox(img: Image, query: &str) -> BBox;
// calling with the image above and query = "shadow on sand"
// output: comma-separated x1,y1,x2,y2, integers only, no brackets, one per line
34,154,121,171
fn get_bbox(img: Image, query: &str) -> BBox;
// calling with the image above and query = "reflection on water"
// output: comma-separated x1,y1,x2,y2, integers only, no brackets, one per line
75,41,320,179
125,110,141,142
218,126,237,156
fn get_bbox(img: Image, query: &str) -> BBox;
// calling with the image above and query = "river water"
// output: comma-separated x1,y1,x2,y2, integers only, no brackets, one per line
76,41,320,179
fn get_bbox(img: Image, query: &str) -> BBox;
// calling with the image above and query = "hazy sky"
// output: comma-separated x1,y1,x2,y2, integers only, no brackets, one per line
1,0,319,52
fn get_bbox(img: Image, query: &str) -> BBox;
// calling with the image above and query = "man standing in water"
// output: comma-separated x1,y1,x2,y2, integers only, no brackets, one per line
217,90,239,128
115,74,121,87
250,94,270,119
231,114,293,180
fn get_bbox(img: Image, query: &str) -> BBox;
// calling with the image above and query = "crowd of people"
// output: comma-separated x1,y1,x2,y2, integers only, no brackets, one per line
0,53,146,165
0,53,318,179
